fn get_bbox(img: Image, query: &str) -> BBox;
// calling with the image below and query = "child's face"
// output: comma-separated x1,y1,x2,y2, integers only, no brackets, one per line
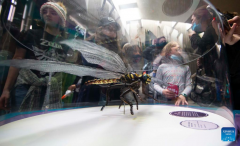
42,8,62,26
101,24,117,38
171,45,181,56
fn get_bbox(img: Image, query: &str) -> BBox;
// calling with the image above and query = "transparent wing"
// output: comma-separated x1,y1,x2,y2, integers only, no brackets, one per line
0,59,122,79
60,39,128,74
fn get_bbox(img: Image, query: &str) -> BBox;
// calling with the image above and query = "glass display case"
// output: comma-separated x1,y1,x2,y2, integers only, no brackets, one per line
0,0,238,145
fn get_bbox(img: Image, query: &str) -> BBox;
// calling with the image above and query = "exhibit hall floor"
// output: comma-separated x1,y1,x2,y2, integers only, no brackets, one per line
0,105,235,146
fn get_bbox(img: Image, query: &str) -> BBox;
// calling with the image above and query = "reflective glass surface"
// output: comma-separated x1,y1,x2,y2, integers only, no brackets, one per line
0,0,236,145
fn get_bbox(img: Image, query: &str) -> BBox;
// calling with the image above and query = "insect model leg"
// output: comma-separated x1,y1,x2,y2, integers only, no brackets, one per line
101,88,110,111
120,88,134,115
149,94,159,102
130,81,143,104
99,83,126,111
119,101,123,109
130,88,143,102
131,90,139,110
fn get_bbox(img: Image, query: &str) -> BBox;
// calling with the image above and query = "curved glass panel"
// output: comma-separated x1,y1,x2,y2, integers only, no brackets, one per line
0,0,236,145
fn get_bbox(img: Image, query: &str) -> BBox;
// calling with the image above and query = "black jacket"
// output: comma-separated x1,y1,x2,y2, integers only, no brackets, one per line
142,45,163,62
226,40,240,88
190,25,218,77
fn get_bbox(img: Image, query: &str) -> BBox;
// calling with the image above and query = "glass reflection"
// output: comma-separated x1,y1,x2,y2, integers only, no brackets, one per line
0,0,235,126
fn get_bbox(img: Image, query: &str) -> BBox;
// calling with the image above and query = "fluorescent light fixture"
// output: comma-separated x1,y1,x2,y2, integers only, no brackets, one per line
11,6,16,21
172,29,178,35
120,8,140,22
30,25,32,29
22,5,27,19
185,23,192,30
7,5,13,21
20,20,24,32
171,21,176,27
119,3,137,10
112,0,137,6
156,21,161,26
28,2,33,16
178,33,183,39
178,33,183,48
127,20,140,25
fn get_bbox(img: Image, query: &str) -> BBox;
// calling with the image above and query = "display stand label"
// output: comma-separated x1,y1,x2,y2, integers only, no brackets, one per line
169,111,208,117
180,120,219,130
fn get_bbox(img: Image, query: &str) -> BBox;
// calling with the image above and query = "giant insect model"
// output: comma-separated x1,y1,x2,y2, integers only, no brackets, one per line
0,39,167,115
85,71,152,115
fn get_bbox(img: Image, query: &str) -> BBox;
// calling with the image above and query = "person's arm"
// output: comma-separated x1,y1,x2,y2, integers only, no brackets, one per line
224,23,240,45
154,83,164,95
152,55,162,74
154,65,175,98
142,46,154,61
212,16,240,46
190,26,216,51
175,66,191,106
0,48,26,110
154,65,164,94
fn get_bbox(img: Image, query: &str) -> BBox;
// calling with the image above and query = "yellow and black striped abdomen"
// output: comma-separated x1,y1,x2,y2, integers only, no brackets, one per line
85,78,120,85
119,73,141,83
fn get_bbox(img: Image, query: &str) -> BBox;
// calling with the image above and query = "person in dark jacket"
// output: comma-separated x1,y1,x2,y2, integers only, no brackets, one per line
142,36,167,76
189,5,218,77
212,16,240,110
142,36,167,62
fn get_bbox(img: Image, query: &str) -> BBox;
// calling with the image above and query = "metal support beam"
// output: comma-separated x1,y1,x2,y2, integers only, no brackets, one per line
101,0,106,10
109,7,114,16
172,22,178,29
138,20,142,28
116,16,120,21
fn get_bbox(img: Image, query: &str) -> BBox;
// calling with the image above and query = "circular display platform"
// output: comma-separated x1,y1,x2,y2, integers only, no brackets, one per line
0,105,234,146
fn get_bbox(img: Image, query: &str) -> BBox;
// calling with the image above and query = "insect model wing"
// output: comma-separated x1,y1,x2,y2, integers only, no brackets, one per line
0,59,122,79
60,39,128,74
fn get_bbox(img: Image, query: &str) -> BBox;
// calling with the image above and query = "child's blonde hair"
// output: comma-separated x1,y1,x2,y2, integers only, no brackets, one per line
162,41,179,56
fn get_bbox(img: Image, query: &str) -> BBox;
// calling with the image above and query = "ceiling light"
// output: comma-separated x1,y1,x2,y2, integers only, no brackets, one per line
112,0,137,6
119,3,137,10
171,21,177,28
120,8,140,22
185,23,192,30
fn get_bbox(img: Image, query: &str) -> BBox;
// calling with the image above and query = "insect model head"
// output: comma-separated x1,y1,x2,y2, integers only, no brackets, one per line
141,71,151,84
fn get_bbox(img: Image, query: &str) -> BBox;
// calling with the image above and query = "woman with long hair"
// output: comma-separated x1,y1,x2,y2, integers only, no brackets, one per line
189,5,218,77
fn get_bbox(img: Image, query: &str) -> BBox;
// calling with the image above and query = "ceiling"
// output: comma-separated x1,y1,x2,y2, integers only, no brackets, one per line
51,0,239,31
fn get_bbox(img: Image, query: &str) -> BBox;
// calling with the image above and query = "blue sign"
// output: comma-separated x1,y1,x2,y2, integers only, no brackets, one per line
221,127,235,141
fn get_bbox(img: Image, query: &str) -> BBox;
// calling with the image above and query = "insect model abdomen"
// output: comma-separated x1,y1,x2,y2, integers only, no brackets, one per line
85,79,120,85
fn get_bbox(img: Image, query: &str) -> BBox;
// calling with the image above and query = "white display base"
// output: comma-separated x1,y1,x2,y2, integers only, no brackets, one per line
0,105,234,146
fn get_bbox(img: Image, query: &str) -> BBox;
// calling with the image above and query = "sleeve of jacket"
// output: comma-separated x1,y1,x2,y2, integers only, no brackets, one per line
142,46,154,61
190,26,216,53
